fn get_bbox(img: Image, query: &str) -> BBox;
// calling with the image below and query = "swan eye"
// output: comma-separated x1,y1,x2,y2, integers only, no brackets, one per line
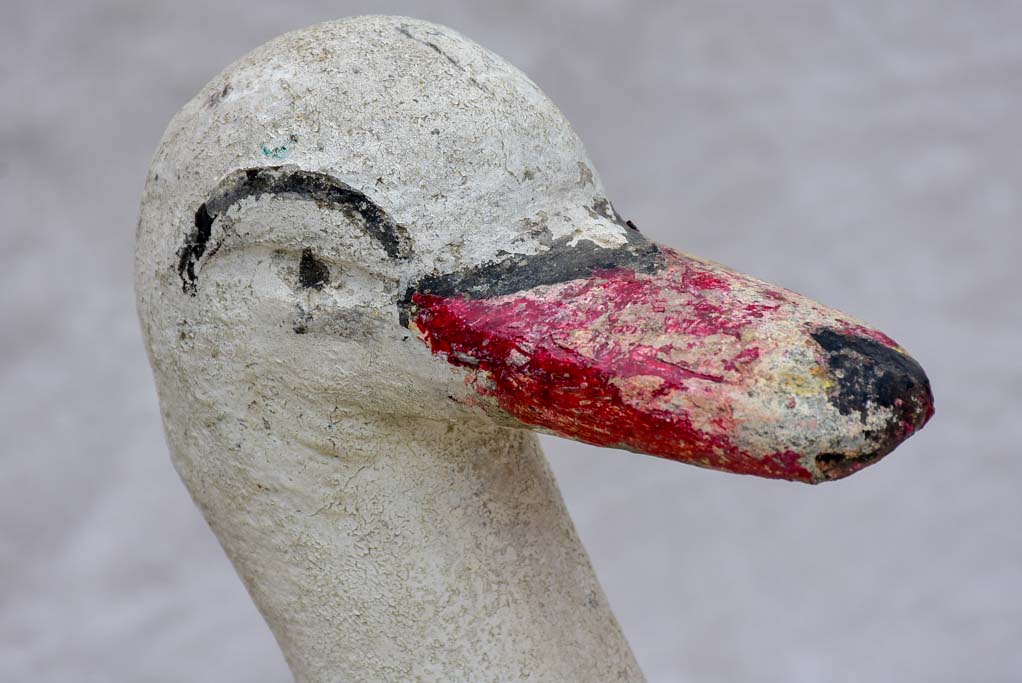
299,249,330,289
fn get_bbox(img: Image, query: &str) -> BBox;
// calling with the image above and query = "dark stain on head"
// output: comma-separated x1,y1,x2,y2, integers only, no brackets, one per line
586,197,631,229
299,249,330,289
811,327,933,433
293,308,312,335
207,82,231,108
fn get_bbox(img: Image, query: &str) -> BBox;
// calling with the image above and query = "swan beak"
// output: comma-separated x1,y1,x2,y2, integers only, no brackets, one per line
410,246,933,483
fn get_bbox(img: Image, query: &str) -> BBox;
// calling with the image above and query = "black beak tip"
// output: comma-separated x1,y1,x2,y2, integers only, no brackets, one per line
810,327,934,480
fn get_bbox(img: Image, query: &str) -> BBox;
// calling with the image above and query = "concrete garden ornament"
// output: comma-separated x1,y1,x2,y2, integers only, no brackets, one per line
136,15,933,682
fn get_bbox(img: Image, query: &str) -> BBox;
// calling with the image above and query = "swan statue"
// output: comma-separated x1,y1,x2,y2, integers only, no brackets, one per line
136,15,933,682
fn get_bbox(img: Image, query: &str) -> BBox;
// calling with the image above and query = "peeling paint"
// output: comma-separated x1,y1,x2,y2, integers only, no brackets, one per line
412,247,933,482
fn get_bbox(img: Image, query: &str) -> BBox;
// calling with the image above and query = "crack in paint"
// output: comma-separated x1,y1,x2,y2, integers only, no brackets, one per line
396,24,492,95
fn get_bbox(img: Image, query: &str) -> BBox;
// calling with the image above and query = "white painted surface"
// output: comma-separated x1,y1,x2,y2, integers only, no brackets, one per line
3,2,1020,681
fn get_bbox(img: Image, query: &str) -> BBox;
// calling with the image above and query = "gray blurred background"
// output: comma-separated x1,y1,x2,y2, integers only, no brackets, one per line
3,1,1020,681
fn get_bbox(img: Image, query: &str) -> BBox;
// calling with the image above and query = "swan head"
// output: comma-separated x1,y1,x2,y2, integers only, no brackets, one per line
137,15,932,484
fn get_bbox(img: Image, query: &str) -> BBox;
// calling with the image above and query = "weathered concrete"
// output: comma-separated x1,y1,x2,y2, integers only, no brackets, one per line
136,15,931,682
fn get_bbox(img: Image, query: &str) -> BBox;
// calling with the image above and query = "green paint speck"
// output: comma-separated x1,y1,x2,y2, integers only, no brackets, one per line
261,144,289,159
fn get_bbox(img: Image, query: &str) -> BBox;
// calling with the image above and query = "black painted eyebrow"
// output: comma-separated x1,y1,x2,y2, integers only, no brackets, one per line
176,166,411,294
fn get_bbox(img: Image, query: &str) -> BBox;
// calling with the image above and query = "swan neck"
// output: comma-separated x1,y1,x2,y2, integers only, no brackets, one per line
171,413,644,682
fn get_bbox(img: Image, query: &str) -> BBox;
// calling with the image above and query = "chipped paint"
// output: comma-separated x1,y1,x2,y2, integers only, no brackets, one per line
261,143,290,159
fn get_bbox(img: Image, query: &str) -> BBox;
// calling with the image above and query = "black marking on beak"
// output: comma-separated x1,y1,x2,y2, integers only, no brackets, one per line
177,166,411,294
811,327,933,431
398,229,661,327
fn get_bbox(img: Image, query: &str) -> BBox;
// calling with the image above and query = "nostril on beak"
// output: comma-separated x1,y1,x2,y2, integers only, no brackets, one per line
810,327,934,474
814,449,887,480
815,452,850,479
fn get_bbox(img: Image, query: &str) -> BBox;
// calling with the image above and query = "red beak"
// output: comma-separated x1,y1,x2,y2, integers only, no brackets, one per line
409,246,933,483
